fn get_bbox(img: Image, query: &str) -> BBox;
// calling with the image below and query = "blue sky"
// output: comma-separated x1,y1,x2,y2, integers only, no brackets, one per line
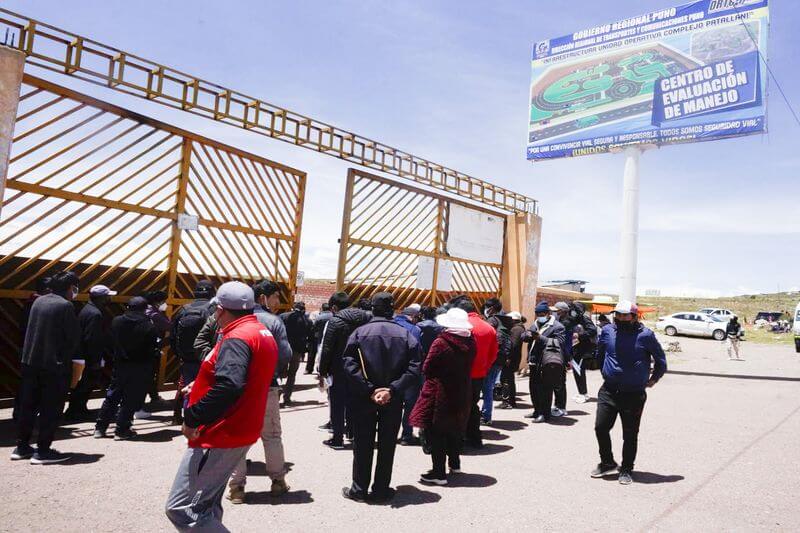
4,0,799,297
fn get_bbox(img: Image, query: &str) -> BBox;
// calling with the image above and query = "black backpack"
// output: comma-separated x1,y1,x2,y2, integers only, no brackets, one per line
174,303,210,360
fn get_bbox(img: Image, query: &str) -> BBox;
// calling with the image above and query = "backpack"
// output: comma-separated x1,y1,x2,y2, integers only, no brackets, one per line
174,303,210,360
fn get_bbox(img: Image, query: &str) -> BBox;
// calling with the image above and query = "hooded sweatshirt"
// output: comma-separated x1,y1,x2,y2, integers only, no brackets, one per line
318,307,371,376
111,310,159,363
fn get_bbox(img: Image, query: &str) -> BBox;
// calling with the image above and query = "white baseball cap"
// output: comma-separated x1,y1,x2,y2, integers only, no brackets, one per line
614,300,634,314
89,285,117,296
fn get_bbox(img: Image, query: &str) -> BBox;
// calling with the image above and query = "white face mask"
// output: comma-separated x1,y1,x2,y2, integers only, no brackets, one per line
158,303,167,313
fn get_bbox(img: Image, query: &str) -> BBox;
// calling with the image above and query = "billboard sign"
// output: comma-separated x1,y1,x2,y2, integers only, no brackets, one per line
527,0,769,160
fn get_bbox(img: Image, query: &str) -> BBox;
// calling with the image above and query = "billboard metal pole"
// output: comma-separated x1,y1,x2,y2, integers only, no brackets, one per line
619,146,641,303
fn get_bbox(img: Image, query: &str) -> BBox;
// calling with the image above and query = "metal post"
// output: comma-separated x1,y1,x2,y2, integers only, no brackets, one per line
0,47,25,219
619,146,641,303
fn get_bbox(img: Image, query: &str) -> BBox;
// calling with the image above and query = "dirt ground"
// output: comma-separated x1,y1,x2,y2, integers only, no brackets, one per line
1,335,799,532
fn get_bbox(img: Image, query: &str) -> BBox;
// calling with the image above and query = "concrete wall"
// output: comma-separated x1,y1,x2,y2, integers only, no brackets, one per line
0,47,24,217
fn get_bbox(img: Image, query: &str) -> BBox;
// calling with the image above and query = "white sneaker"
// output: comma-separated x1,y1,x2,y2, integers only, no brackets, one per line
134,409,152,420
573,394,589,404
551,407,566,417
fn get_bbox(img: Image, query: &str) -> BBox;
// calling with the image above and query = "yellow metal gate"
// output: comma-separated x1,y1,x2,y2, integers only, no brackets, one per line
0,75,306,399
337,169,507,310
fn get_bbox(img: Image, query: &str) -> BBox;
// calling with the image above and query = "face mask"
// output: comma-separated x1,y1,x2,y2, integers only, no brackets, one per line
536,316,549,326
158,303,167,312
483,309,491,318
614,319,635,331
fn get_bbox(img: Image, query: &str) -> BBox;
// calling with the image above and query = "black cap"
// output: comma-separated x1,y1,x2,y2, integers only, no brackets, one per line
195,280,215,296
127,296,148,311
371,292,395,310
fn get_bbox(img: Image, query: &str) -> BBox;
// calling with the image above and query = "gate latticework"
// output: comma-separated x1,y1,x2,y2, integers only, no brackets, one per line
337,169,505,310
0,75,305,399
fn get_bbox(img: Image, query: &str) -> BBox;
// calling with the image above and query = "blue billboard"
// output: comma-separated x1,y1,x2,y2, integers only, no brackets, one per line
527,0,769,160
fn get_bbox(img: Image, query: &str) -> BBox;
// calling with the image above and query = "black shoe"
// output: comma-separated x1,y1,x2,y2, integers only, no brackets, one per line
30,448,71,465
342,487,367,502
618,469,633,485
318,421,332,432
10,444,35,461
590,462,619,478
282,399,293,408
323,438,345,450
419,470,447,486
114,428,137,441
399,436,420,446
369,487,396,503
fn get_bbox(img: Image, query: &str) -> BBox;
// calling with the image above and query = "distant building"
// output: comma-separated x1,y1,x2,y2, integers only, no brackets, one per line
542,279,588,293
644,289,661,297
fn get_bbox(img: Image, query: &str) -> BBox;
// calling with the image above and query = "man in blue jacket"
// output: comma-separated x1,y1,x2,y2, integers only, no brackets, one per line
591,300,667,485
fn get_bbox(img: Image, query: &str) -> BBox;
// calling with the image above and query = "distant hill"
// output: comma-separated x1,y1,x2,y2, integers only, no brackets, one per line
640,292,799,323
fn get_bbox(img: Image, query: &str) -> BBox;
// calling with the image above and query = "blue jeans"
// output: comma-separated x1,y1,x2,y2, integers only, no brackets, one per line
481,365,503,421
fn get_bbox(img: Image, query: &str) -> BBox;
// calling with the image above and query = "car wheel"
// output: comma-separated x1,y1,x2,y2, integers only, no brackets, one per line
665,326,677,336
712,329,726,341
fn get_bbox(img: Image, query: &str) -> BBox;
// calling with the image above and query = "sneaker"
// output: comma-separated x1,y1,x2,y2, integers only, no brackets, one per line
523,411,538,419
618,470,633,485
341,487,367,502
323,438,345,450
10,444,35,461
227,486,246,504
114,428,137,441
573,394,589,404
419,471,448,486
449,467,462,474
551,407,567,417
530,415,546,424
282,399,293,408
480,418,493,426
30,448,71,465
270,479,290,496
590,462,619,478
133,409,152,420
497,402,512,410
93,428,107,439
318,422,333,432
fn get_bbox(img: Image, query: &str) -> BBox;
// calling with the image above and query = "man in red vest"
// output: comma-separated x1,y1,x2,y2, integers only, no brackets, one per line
165,282,277,530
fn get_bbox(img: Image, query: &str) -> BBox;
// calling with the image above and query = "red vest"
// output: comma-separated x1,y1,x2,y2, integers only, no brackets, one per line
468,312,498,378
187,314,277,449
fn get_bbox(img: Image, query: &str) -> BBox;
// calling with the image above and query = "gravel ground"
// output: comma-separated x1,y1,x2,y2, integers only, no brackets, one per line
1,335,799,532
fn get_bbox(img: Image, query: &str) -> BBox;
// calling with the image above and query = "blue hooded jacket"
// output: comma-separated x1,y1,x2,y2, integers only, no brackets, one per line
599,322,667,392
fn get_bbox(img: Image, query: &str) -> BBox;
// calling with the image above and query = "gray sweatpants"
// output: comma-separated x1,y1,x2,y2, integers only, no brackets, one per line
165,446,248,532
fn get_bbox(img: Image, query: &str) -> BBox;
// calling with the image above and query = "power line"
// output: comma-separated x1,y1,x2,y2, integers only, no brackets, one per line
733,4,800,129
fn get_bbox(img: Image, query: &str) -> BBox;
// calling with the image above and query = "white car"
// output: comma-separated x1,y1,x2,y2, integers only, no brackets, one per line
655,312,728,340
793,302,800,353
699,308,734,320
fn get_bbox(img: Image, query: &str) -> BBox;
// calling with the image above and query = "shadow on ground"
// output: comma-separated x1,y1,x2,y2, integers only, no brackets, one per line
488,420,527,431
246,489,313,505
480,429,509,441
133,429,182,442
246,460,294,476
386,485,441,508
462,443,512,456
446,472,497,488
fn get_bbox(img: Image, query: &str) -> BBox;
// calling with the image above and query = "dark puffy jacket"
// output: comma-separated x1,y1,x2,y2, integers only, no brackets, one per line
280,309,314,353
318,307,370,376
111,310,159,363
409,331,475,432
526,317,566,366
488,314,513,368
342,317,421,404
78,301,111,368
599,323,667,392
508,323,526,369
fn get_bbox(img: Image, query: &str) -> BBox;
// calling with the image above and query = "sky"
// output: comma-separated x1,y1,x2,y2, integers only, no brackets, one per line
2,0,799,297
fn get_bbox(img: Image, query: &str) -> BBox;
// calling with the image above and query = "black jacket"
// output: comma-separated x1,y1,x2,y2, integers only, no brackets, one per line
111,310,159,363
78,301,111,368
280,309,314,353
342,316,421,404
318,307,370,376
21,293,80,374
488,315,513,367
508,323,526,369
526,317,566,366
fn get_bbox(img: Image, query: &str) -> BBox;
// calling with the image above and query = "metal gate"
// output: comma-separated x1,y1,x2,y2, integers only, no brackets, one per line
0,75,305,399
336,169,507,310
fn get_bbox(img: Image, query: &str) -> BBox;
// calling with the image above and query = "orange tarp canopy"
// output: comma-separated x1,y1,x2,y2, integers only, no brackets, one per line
586,302,657,317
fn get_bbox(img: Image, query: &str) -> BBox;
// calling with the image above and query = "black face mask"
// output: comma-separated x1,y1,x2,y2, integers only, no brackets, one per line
614,319,636,332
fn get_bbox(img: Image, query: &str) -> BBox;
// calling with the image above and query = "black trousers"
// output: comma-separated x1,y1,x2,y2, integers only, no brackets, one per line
147,355,161,402
305,346,318,374
500,365,517,406
96,361,151,433
465,378,484,444
283,350,303,400
329,371,349,443
350,400,403,496
572,362,588,395
68,365,101,414
554,365,567,410
594,384,647,471
530,363,562,418
16,364,70,451
429,428,462,477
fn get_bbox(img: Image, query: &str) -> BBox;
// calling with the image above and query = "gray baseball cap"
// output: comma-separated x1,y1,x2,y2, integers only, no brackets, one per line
217,281,255,310
554,301,570,312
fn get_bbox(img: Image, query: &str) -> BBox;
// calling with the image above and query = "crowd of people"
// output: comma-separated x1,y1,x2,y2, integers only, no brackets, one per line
9,269,668,530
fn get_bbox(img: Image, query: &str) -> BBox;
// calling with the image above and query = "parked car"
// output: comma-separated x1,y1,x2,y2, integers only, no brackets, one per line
699,308,734,320
793,303,800,353
755,311,783,323
655,312,728,341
